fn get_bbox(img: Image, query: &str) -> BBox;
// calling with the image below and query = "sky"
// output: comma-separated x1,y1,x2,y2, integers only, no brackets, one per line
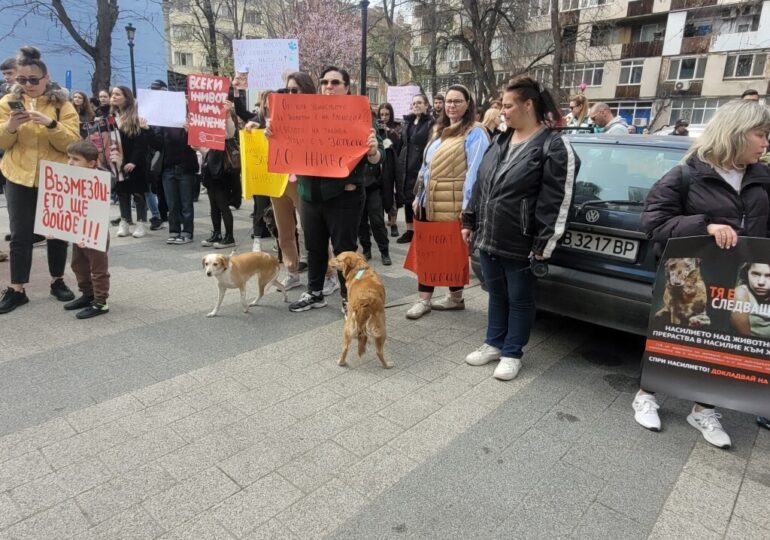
0,0,168,95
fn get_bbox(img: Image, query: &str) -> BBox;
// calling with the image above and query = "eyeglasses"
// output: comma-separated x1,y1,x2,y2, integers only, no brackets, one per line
16,76,44,86
320,79,343,87
445,99,466,106
285,87,300,94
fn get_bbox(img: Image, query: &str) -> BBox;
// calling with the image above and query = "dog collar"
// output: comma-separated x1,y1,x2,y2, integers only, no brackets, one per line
354,267,367,280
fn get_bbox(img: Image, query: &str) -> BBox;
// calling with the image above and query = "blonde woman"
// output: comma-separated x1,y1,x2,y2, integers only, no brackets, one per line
565,94,590,127
481,108,503,140
634,99,770,449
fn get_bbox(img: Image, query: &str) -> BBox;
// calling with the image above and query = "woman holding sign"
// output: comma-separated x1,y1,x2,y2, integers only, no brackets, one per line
461,77,577,381
404,85,490,320
0,46,80,314
634,99,770,448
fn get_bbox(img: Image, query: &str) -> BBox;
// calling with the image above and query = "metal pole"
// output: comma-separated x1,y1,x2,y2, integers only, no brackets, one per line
128,42,136,96
360,0,369,97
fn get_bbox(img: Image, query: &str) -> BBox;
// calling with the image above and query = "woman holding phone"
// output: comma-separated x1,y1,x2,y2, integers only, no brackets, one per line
0,46,80,314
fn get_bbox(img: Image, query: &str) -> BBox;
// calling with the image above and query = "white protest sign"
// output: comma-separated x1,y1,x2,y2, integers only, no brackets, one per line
34,160,111,252
387,85,421,119
232,39,299,91
137,89,186,128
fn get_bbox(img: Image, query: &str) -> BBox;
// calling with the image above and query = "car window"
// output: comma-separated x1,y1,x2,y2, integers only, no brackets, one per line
571,143,685,204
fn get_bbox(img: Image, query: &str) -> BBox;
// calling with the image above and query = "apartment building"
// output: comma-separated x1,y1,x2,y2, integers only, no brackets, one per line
411,0,769,129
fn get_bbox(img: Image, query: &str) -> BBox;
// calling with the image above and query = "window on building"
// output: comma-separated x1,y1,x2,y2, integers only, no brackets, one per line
245,10,262,24
561,62,604,88
447,43,471,62
684,20,713,38
637,22,666,43
723,53,766,79
670,98,732,125
491,35,511,60
605,101,653,127
173,51,193,67
667,57,707,81
531,65,553,86
413,47,427,66
171,25,192,40
618,60,644,85
528,0,551,17
590,24,619,47
561,0,606,11
367,87,378,105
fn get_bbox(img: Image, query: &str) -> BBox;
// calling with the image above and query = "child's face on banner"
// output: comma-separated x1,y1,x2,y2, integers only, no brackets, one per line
748,263,770,301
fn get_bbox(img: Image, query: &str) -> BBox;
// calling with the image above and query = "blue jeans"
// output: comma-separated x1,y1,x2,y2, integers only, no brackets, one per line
479,250,537,358
145,191,160,220
162,167,194,237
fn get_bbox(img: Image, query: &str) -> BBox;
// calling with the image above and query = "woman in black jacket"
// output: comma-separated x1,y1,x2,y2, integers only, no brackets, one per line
632,99,770,449
376,103,402,237
395,94,433,243
71,91,94,139
462,77,578,381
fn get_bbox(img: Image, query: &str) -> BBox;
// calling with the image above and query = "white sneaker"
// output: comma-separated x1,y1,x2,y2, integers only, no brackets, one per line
252,238,262,252
493,357,521,381
405,300,431,320
465,343,502,366
687,408,731,449
116,219,130,237
322,274,340,296
632,392,661,431
280,273,302,291
132,222,147,238
431,295,465,311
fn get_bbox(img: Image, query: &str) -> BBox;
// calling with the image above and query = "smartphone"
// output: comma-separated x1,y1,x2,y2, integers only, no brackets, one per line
8,101,25,112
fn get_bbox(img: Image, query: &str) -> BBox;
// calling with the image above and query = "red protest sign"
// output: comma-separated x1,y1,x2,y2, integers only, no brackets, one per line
187,74,230,150
267,94,372,178
404,220,470,287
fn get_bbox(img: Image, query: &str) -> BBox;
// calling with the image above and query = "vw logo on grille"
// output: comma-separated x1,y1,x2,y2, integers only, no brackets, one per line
585,209,601,223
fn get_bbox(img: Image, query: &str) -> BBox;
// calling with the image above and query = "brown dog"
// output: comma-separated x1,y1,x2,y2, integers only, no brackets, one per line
656,257,710,327
202,252,287,317
330,251,392,368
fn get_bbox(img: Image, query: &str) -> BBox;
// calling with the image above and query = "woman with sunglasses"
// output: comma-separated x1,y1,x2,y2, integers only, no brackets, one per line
405,84,490,320
287,66,384,315
565,95,590,128
0,46,80,314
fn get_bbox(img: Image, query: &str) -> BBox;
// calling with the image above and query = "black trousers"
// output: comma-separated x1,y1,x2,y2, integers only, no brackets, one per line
299,188,365,299
252,196,271,238
5,180,68,285
403,176,417,224
207,187,233,237
358,186,389,255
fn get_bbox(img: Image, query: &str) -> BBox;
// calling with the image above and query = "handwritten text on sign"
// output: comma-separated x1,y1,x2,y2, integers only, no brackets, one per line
267,94,372,178
240,129,289,198
34,161,111,252
403,220,469,287
188,74,230,150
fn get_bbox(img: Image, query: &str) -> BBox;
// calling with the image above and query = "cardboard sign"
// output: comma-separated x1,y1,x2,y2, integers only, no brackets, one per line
240,130,289,198
136,89,186,128
187,74,230,150
642,236,770,417
267,94,372,178
404,219,470,287
34,161,111,252
387,85,421,119
232,39,299,91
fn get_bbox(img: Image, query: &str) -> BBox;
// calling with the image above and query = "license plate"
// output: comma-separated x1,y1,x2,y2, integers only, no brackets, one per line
560,230,639,261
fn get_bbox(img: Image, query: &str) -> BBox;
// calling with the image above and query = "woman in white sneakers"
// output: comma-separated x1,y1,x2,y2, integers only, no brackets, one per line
634,99,770,448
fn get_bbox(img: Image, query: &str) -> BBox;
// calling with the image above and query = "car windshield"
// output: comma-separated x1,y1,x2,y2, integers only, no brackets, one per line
572,143,686,206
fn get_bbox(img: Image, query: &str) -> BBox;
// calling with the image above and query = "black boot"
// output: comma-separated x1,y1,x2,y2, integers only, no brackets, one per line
382,252,392,266
390,224,399,237
396,230,414,244
50,279,76,302
64,295,94,311
201,231,222,247
0,288,29,314
362,248,372,260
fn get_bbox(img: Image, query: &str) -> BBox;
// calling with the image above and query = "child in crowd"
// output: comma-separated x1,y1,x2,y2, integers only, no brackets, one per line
63,140,115,319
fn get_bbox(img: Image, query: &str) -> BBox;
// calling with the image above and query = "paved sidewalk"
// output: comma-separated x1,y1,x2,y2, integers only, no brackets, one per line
1,194,769,539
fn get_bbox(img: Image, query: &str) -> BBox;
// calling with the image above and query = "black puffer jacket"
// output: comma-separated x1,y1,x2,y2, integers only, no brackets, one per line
642,156,770,248
463,128,580,260
396,113,433,194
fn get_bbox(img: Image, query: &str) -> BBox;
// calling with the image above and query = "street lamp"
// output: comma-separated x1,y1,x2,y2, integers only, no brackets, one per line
359,1,369,97
125,23,137,96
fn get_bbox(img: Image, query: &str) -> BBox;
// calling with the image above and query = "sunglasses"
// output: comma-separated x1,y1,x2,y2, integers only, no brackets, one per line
16,76,44,86
320,79,343,87
284,87,300,94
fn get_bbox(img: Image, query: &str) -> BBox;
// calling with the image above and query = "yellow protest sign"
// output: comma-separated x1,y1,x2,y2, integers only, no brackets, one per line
240,129,289,198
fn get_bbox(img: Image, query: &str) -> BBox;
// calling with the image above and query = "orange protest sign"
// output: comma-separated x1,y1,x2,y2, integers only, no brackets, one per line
404,220,470,287
267,94,372,178
240,129,289,198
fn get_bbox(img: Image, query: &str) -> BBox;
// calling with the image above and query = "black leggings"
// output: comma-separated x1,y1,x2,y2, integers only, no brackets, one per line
403,177,417,224
207,187,233,237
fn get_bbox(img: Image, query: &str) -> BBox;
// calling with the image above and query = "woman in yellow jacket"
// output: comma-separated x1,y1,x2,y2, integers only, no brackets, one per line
0,46,80,314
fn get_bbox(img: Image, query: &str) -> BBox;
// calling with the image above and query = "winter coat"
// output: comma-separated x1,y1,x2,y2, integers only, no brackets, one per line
396,113,433,195
114,125,150,194
0,84,80,188
463,128,580,260
642,156,770,249
365,123,400,211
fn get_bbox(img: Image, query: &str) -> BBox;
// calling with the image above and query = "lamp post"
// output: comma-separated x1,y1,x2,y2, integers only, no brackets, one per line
359,1,369,97
125,23,137,96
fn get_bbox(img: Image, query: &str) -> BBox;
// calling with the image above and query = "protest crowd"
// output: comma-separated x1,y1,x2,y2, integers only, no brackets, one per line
1,43,770,456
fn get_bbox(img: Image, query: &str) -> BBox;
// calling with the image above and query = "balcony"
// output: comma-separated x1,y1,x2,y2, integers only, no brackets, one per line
627,0,654,17
560,45,576,63
615,85,641,98
559,11,580,27
658,80,703,97
680,36,711,54
670,0,717,10
621,40,663,59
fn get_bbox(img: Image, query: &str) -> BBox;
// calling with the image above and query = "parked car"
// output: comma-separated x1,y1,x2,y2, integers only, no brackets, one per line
471,134,692,335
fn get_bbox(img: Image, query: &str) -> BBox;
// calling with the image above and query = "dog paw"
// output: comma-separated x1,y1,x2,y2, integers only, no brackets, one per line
688,314,711,328
382,362,394,369
206,312,217,318
337,359,347,367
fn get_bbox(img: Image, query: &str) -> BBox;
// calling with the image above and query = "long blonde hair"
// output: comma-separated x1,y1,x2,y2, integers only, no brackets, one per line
685,100,770,169
482,108,500,132
110,86,142,137
569,94,589,125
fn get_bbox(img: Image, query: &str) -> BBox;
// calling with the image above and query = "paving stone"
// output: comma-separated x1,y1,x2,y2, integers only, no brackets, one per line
131,374,201,407
367,371,428,401
211,473,303,537
75,505,165,540
142,466,239,530
377,392,442,429
9,472,70,518
0,492,22,530
278,386,343,420
404,355,459,382
339,445,418,499
66,394,145,433
158,430,246,481
158,512,235,540
662,471,736,535
42,422,132,470
279,362,340,393
278,441,358,494
414,374,473,405
725,516,770,540
99,426,187,475
224,406,299,447
218,437,295,488
388,416,463,462
572,502,648,540
179,377,250,412
228,382,296,416
0,450,52,491
0,499,89,540
170,401,247,442
596,461,678,526
682,440,748,494
733,478,770,530
0,418,76,464
333,415,404,457
245,518,299,540
76,462,177,525
648,509,721,540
